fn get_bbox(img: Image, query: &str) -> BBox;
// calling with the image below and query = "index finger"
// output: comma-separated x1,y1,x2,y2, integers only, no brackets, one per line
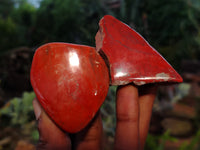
114,84,140,150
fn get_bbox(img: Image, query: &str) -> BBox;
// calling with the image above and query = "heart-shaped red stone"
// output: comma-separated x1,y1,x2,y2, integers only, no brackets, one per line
30,43,109,133
96,15,183,85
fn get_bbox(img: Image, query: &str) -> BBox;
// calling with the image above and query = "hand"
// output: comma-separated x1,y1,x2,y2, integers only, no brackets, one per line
33,84,157,150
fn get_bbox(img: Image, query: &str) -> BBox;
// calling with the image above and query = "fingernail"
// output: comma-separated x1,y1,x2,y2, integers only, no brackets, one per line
33,98,42,120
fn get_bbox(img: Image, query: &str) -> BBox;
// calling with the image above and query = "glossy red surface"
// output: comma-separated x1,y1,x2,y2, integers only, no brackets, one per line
30,43,109,133
96,15,183,85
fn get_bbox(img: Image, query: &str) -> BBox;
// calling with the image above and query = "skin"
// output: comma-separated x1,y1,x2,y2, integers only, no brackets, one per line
33,83,157,150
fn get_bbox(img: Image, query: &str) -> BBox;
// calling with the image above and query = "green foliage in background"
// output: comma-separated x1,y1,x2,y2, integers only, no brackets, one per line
33,0,95,45
178,130,200,150
0,0,15,18
0,91,35,126
0,92,39,142
0,17,17,52
11,0,37,47
145,130,177,150
145,130,200,150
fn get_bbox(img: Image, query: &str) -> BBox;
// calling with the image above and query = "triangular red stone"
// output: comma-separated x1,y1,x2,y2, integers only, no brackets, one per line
96,15,183,85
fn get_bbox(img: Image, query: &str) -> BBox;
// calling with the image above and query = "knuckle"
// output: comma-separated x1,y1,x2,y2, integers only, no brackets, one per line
117,113,139,123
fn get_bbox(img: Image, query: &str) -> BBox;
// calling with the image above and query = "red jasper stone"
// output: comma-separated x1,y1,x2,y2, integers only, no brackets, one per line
30,43,109,133
96,15,183,85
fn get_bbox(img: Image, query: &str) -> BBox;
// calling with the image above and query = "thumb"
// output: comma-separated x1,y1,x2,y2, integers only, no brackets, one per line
33,98,71,150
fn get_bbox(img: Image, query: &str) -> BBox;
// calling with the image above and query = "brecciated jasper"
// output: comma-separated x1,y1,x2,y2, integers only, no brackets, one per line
95,15,183,85
30,43,109,133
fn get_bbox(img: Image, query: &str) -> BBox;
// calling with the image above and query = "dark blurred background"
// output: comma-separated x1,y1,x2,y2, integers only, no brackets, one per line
0,0,200,149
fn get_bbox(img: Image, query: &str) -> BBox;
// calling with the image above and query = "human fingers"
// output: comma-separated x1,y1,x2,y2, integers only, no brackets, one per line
114,84,140,150
138,84,157,150
72,111,103,150
33,98,71,150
